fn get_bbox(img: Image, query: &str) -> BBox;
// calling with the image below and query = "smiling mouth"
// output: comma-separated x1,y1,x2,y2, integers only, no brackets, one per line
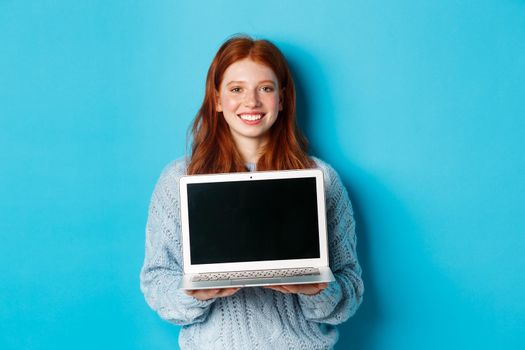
238,113,264,121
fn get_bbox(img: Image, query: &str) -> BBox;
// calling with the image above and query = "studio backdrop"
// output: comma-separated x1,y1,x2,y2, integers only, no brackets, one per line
1,1,524,349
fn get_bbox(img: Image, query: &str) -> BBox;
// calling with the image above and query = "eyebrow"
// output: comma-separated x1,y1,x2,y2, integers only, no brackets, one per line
225,80,276,86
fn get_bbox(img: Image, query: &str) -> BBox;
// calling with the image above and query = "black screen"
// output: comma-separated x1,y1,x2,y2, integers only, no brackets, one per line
187,177,320,264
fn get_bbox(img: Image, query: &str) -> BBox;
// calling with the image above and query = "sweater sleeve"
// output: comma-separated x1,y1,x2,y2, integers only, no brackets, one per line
297,163,364,324
140,162,215,325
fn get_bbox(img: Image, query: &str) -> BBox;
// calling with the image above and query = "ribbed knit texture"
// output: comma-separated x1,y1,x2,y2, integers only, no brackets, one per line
140,157,364,350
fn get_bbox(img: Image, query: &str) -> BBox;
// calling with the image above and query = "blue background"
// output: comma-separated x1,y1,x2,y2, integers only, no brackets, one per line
1,1,524,349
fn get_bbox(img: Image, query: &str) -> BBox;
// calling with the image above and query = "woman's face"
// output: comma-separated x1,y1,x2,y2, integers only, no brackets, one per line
216,58,282,145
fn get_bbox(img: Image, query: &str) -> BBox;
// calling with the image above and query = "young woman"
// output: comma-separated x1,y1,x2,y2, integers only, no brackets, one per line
140,35,364,349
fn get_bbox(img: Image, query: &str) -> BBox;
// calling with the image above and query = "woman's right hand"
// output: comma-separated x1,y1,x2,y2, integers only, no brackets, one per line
185,288,241,301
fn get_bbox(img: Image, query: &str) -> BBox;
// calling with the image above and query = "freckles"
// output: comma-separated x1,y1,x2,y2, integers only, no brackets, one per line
225,99,240,110
219,95,239,110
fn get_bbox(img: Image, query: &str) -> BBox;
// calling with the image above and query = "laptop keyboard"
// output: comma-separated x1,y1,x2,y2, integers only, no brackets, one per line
191,267,320,282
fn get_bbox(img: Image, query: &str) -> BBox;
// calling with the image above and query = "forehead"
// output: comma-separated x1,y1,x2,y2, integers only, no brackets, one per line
221,59,278,85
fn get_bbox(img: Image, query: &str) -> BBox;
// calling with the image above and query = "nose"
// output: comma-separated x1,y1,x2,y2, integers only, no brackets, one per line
243,89,261,108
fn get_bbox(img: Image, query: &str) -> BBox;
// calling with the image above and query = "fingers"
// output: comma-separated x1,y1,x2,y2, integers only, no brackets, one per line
299,283,328,295
185,288,241,301
218,288,241,297
263,285,291,293
263,283,329,295
186,283,329,300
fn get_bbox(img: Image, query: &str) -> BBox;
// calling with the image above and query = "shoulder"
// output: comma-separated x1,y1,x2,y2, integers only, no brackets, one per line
153,156,189,195
159,156,188,180
311,156,343,190
310,156,351,210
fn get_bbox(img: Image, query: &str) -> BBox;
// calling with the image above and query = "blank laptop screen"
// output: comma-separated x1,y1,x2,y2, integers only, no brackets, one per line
187,177,320,265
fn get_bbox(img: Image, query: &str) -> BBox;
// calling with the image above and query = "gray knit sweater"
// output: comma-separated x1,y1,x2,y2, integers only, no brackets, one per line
140,157,364,349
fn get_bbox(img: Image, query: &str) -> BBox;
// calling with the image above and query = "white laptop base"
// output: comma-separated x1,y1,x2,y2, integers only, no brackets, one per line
179,266,335,290
177,169,334,291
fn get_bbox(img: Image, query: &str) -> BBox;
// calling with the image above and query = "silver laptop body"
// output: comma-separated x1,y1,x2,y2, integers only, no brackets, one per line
178,169,335,290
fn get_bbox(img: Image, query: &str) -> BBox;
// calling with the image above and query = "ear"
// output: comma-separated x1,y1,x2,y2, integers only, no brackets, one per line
216,91,222,112
279,89,284,111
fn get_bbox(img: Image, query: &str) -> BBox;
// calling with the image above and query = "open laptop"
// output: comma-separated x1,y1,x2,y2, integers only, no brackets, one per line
178,169,335,290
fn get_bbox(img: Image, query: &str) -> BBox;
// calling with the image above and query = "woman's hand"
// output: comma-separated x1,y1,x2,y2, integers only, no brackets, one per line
185,288,241,301
263,283,328,295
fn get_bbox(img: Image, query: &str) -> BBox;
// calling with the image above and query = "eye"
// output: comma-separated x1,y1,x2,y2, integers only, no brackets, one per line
230,87,242,93
260,86,275,93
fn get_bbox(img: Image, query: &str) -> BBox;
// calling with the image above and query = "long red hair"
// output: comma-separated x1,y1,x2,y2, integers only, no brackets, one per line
187,35,314,174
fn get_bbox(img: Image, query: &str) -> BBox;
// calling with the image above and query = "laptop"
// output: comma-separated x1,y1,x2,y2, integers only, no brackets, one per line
177,168,335,290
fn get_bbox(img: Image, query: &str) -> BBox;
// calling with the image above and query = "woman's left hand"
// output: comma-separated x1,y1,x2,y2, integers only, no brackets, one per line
263,283,328,295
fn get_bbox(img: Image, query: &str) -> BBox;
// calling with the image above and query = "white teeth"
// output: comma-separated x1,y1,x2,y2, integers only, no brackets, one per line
239,114,263,121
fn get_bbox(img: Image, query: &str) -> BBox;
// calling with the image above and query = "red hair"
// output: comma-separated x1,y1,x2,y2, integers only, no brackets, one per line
187,35,314,174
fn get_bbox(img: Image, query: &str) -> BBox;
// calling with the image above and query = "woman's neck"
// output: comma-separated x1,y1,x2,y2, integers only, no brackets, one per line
233,135,268,164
